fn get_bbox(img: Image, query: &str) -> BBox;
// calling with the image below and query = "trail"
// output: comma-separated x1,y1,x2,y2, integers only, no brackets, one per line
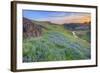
72,31,89,44
72,31,78,38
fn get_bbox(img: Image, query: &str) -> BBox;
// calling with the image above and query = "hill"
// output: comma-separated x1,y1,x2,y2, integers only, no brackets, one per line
23,17,91,62
63,23,90,31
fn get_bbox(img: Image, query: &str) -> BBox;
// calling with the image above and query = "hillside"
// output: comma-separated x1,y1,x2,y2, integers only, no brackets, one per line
23,18,91,62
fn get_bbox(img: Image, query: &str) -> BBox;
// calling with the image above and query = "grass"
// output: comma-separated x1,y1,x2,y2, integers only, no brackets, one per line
23,22,91,62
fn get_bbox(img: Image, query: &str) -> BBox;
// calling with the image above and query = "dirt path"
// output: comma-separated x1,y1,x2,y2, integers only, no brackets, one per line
72,31,78,38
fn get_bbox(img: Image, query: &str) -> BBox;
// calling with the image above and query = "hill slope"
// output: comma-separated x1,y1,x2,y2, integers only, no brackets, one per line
23,18,91,62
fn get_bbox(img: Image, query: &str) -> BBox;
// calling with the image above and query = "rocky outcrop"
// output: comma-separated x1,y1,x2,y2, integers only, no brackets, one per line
23,17,42,38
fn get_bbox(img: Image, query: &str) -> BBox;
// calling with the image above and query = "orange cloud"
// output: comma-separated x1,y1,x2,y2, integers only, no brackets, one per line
50,13,91,24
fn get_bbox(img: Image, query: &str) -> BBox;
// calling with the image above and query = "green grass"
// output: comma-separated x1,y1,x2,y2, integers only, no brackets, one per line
23,22,91,62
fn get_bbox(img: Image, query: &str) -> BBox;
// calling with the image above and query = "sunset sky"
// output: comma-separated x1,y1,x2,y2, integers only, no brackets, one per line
23,10,91,24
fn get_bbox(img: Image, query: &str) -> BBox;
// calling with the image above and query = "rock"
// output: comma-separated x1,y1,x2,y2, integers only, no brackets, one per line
23,17,42,38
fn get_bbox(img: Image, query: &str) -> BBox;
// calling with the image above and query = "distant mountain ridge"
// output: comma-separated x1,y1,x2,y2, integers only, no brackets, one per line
63,23,90,31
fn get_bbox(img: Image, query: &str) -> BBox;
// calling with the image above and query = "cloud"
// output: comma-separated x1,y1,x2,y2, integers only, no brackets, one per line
49,13,91,24
34,12,91,24
47,12,72,17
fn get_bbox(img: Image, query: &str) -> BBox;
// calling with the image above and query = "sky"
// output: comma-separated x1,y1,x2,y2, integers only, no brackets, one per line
23,10,91,24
